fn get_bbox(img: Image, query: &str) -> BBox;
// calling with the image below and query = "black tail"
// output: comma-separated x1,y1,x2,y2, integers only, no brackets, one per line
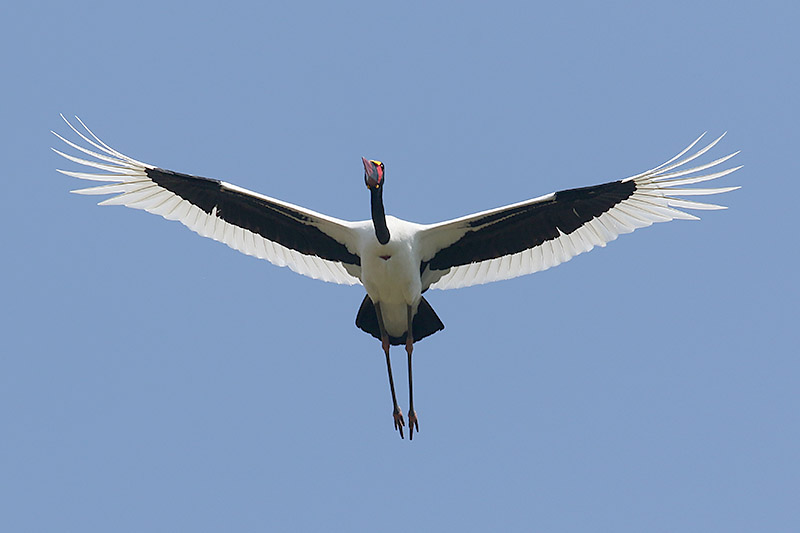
355,295,445,346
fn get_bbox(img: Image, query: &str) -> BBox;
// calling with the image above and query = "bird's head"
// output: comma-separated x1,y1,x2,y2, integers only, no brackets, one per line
362,157,385,191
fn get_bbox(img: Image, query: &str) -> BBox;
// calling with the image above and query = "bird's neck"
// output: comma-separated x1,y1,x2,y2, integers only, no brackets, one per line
370,189,390,245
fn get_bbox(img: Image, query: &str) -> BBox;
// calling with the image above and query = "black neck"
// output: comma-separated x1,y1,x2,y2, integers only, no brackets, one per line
370,188,390,245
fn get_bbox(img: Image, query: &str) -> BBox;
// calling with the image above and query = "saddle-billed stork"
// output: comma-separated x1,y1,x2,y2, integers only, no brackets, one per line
53,116,740,439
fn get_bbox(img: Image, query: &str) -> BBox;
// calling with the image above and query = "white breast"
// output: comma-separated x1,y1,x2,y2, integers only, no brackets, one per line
357,217,425,337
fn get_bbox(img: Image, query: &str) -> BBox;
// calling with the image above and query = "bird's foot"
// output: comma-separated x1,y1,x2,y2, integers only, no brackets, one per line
393,407,405,438
408,409,419,440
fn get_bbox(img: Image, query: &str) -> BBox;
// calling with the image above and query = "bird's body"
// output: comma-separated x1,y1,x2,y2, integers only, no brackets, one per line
359,217,424,337
54,116,740,439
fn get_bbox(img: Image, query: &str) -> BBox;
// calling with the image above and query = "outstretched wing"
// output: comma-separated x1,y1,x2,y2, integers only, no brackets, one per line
54,116,362,285
419,133,740,290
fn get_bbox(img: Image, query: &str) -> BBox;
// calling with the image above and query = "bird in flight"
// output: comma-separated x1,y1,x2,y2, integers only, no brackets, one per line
53,116,740,439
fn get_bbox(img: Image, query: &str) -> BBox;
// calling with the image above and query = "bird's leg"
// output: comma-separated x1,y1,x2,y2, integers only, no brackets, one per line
375,302,404,438
406,304,419,439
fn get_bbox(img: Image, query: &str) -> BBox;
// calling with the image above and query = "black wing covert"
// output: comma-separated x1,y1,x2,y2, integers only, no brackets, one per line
428,180,635,271
146,168,360,266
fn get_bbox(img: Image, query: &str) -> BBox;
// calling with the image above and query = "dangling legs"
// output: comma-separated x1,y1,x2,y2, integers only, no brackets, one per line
406,304,419,439
375,302,404,438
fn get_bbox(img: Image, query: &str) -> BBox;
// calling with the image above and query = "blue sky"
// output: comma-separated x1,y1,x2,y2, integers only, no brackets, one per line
2,1,798,531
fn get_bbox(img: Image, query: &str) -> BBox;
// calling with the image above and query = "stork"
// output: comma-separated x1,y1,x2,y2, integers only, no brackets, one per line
53,116,740,439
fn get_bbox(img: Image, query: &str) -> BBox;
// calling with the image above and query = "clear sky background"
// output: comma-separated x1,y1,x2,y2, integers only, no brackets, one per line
2,1,798,531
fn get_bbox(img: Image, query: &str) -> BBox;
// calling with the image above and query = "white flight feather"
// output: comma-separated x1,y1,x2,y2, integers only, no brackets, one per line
54,116,362,286
422,133,740,290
